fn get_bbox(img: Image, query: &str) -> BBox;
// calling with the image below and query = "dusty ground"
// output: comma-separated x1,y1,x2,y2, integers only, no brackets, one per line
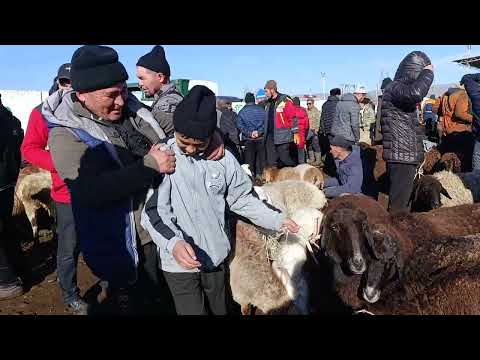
0,215,99,315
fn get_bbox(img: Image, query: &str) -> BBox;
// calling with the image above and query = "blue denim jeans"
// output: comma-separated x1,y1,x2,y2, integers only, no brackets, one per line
473,139,480,171
55,202,81,304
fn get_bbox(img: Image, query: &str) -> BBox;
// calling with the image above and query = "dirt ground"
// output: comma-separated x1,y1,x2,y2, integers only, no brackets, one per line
0,214,99,315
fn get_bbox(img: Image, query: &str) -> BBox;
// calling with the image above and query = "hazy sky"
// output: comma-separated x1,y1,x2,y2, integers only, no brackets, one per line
0,45,477,96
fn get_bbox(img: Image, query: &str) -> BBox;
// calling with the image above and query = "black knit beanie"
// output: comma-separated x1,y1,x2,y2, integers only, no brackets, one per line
381,77,393,90
244,92,255,103
136,45,171,76
71,45,128,92
173,85,217,141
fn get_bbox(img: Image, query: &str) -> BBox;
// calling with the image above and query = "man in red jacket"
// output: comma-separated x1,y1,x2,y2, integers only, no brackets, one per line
21,64,88,315
292,97,310,164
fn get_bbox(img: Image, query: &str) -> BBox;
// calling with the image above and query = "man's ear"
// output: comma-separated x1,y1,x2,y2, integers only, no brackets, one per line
76,91,86,103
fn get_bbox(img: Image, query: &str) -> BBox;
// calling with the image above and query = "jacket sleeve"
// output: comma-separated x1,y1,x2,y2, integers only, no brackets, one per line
141,177,184,255
351,107,360,142
236,109,250,138
282,98,296,128
461,73,480,121
323,159,363,198
454,92,473,123
225,153,285,231
48,127,162,208
390,69,434,105
152,110,174,138
20,109,56,172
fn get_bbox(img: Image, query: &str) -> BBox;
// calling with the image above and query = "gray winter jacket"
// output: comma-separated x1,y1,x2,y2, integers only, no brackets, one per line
264,93,294,145
141,137,286,273
330,93,361,143
151,82,184,137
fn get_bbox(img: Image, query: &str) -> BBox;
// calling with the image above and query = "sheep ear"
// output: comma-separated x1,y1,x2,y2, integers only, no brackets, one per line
440,187,452,200
365,227,396,261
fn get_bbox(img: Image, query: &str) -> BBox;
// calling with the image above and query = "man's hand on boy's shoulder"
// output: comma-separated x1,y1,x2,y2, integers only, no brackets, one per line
148,144,176,174
205,129,225,161
172,240,202,270
281,218,300,234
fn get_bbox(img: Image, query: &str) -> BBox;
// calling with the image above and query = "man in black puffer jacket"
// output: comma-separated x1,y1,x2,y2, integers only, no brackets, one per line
319,88,341,176
381,51,434,212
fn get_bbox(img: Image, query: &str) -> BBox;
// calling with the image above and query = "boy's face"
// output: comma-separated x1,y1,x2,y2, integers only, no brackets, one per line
175,132,211,156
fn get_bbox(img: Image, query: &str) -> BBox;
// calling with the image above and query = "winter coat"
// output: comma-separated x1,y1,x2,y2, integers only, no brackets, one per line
21,104,71,203
150,82,184,138
292,105,310,149
461,73,480,140
141,137,285,273
438,87,473,135
307,106,321,133
0,106,23,195
264,93,296,145
323,146,363,198
330,93,361,143
42,90,166,286
236,103,266,140
219,110,240,146
381,51,434,164
320,95,339,135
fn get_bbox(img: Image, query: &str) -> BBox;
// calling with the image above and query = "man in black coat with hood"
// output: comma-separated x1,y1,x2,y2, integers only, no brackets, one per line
380,51,434,212
0,95,25,300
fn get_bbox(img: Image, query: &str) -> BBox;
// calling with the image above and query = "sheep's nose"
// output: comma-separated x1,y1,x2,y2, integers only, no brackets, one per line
353,257,363,267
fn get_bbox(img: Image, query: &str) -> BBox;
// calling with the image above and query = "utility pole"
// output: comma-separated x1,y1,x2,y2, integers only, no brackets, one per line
321,72,326,100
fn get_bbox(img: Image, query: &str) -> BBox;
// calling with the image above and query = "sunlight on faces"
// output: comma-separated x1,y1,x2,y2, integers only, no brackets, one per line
264,87,277,99
175,132,211,156
77,82,127,122
354,93,366,103
136,66,166,97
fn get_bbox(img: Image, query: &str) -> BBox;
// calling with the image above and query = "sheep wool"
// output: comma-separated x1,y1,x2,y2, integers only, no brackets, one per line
433,170,480,207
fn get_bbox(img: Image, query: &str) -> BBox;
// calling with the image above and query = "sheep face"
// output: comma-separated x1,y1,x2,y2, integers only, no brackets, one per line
321,206,368,276
410,176,452,212
361,223,399,303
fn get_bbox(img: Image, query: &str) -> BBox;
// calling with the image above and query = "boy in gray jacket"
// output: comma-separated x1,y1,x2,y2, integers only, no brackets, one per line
141,86,299,315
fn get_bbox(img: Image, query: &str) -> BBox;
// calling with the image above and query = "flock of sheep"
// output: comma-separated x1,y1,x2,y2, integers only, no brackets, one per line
12,140,480,315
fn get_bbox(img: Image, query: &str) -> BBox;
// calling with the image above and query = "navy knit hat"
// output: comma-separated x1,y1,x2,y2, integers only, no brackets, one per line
244,92,255,103
173,85,217,141
330,135,353,149
136,45,171,76
70,45,128,92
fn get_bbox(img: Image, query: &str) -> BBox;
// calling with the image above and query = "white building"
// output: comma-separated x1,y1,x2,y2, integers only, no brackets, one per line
1,89,49,130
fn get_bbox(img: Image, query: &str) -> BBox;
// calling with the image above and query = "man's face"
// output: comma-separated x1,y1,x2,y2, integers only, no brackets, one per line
265,87,276,99
330,145,344,160
136,66,164,97
58,78,72,91
226,103,232,111
307,100,314,109
354,93,365,103
175,132,211,156
77,82,128,122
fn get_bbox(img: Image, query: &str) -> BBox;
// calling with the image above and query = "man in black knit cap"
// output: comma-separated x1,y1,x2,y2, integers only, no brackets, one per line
43,45,224,315
141,85,299,315
136,45,183,137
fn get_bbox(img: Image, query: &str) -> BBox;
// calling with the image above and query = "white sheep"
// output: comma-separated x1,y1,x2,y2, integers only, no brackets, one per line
254,180,327,216
229,207,323,315
263,164,324,188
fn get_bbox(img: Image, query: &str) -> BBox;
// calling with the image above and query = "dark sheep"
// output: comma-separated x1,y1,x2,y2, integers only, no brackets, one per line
320,194,480,314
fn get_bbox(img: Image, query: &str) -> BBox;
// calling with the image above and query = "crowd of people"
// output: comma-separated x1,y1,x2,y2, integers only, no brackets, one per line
0,45,479,315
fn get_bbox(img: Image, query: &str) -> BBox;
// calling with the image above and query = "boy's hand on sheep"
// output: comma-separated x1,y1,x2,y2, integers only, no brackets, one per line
149,145,176,174
172,240,202,270
281,218,300,234
205,130,225,161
